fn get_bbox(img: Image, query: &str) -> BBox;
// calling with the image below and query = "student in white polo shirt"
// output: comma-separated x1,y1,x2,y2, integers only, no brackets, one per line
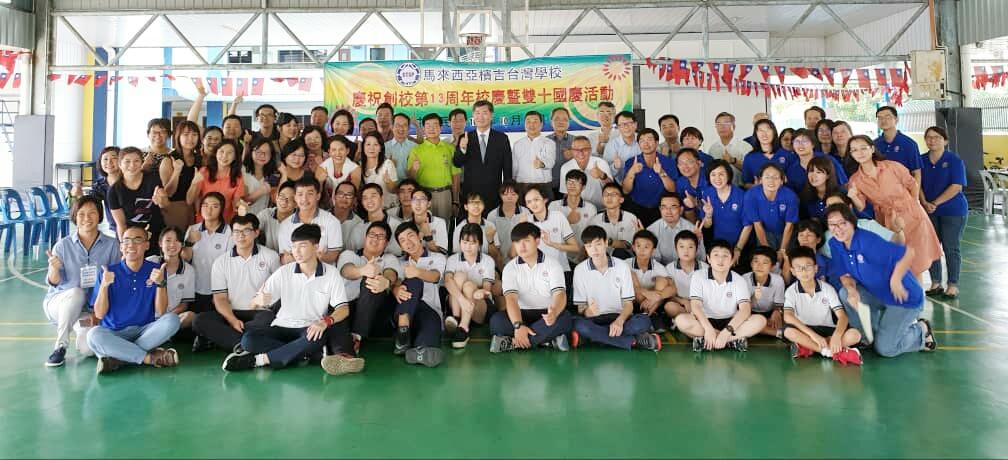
487,181,529,268
549,169,597,267
405,187,449,254
277,176,343,265
222,224,363,376
337,221,401,352
181,192,233,326
443,223,496,349
523,186,579,299
782,246,862,365
149,226,195,323
744,245,787,340
489,222,574,353
391,221,446,367
587,182,639,259
346,183,402,255
330,181,364,250
676,239,766,352
628,230,676,333
193,214,280,353
647,191,704,265
570,226,661,351
256,180,296,252
665,230,707,320
451,192,501,262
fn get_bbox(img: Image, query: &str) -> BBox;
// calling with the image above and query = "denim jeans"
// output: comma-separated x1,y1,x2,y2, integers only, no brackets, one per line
839,286,923,357
929,214,967,285
573,313,652,350
87,313,181,364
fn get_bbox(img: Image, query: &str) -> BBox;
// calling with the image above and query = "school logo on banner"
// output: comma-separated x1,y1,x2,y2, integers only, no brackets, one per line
396,63,421,87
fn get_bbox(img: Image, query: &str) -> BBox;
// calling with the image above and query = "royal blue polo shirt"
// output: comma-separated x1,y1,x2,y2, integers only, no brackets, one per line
827,229,923,308
675,175,709,212
874,131,922,172
921,150,968,217
803,196,874,221
90,260,159,331
624,154,679,208
695,150,715,172
741,148,796,185
742,185,798,236
784,154,849,193
697,185,746,246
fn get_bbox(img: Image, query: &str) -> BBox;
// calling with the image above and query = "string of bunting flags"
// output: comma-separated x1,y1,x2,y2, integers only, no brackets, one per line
971,65,1008,89
644,58,912,106
0,73,325,95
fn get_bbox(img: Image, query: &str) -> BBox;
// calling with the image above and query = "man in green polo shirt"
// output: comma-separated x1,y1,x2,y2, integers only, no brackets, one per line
407,113,461,222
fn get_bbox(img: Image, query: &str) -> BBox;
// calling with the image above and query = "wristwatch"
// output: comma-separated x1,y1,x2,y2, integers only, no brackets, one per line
423,235,433,242
512,320,523,329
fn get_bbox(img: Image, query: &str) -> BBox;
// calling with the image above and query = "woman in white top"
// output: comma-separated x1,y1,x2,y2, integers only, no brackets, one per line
321,134,362,192
242,138,279,216
359,132,399,209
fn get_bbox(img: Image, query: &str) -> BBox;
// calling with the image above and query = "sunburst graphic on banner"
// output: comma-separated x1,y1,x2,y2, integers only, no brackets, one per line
602,55,631,81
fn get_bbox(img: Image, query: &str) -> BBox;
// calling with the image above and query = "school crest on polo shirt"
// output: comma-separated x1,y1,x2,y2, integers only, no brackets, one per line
821,298,829,306
725,290,733,298
942,162,948,168
894,145,901,152
778,157,786,164
779,203,787,212
258,260,267,270
541,270,550,279
177,282,185,290
856,254,865,263
215,243,222,250
731,203,738,211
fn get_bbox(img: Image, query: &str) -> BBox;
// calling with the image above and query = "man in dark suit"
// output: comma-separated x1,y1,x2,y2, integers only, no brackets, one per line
453,100,513,213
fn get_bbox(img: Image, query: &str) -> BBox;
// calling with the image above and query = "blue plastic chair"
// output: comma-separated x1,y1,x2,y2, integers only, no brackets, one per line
28,186,60,251
1,188,46,255
44,184,71,239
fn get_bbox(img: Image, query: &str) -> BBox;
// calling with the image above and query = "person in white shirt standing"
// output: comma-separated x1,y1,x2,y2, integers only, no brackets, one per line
222,224,362,376
512,111,556,201
559,136,612,209
707,112,751,184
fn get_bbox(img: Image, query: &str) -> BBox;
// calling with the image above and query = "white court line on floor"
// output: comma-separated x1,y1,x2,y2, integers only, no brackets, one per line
929,297,996,328
0,268,47,283
6,257,48,290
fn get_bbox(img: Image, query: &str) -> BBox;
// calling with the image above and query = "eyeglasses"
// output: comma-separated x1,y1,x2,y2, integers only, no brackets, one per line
603,192,622,198
792,264,816,272
618,121,636,128
793,138,812,145
233,228,257,236
411,197,429,203
122,236,147,245
572,147,591,153
659,204,681,211
366,232,387,240
826,220,849,230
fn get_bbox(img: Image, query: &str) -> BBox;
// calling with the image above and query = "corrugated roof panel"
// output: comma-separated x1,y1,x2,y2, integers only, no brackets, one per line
0,6,34,50
959,0,1008,44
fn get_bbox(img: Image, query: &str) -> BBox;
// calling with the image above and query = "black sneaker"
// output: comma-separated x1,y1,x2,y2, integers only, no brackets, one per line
634,332,662,351
96,357,125,375
451,328,470,349
192,335,214,353
405,346,444,367
394,326,410,355
651,314,668,334
489,335,515,353
222,351,256,372
45,346,67,367
692,337,705,352
729,338,748,352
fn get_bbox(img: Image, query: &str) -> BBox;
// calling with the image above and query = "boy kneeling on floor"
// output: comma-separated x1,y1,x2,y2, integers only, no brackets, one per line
782,246,862,365
570,225,661,351
675,239,765,352
222,223,363,376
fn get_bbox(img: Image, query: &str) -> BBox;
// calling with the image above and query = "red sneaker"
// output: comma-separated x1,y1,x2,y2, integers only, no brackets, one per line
790,343,814,359
570,330,580,349
834,348,863,366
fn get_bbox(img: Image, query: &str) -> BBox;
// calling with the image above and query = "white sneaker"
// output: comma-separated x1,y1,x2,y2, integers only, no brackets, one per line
444,316,459,334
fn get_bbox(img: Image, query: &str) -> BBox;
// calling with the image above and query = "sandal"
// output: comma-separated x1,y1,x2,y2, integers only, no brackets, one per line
918,319,937,352
925,287,945,297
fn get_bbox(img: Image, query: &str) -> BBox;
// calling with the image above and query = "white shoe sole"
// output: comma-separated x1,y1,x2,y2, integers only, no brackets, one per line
321,355,365,375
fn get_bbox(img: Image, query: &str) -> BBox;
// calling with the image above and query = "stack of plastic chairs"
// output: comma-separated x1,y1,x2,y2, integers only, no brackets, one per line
45,184,71,239
1,188,47,256
28,186,64,252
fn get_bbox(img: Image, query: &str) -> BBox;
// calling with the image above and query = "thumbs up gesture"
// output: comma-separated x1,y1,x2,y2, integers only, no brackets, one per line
533,155,545,169
384,168,394,183
152,186,169,207
459,132,469,153
148,263,167,287
236,199,249,217
360,256,380,279
100,266,115,288
628,156,644,175
187,227,202,244
847,185,860,201
172,157,185,173
410,158,422,175
590,162,605,180
46,249,62,271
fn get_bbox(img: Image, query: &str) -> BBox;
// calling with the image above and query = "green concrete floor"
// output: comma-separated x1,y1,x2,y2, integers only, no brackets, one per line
1,214,1007,458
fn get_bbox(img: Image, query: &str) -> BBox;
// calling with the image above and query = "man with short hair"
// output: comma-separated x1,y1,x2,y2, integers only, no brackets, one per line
387,113,418,180
87,225,181,374
252,104,279,143
874,105,923,199
376,102,395,141
707,112,750,182
347,184,403,255
408,113,460,221
454,100,514,212
548,107,574,197
193,214,280,352
391,222,447,367
277,176,343,265
559,136,612,209
512,110,557,200
591,101,616,157
309,106,329,130
331,181,364,249
223,223,362,375
658,114,682,155
337,221,402,350
603,111,642,180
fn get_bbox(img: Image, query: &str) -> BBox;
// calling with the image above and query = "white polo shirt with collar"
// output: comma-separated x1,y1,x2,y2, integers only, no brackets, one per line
445,251,496,287
261,261,350,329
530,210,576,271
502,250,566,310
347,214,402,255
403,212,449,253
401,248,447,317
572,256,635,316
559,157,612,208
210,244,281,311
487,205,529,259
336,249,403,301
743,271,786,313
668,258,708,299
587,209,639,249
512,134,556,184
784,280,843,328
688,268,751,319
647,217,705,265
146,257,195,314
186,221,234,295
451,217,501,255
626,256,669,290
277,208,344,255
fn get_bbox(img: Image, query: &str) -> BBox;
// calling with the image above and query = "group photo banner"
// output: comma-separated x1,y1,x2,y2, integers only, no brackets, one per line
324,54,634,133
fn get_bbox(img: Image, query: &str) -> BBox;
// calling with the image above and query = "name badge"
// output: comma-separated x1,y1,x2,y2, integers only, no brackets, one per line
80,265,98,288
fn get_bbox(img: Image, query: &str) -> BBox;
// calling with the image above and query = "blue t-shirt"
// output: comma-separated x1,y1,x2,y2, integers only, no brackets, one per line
697,185,746,246
742,185,799,236
827,229,923,308
784,153,849,193
875,131,922,172
675,175,709,213
89,260,159,331
920,150,968,217
741,148,796,185
624,154,679,208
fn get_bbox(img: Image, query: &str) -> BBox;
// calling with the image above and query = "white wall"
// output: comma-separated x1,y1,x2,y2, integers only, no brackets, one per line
50,33,86,166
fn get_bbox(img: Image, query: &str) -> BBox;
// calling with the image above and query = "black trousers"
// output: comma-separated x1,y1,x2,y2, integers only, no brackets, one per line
193,309,272,350
241,318,351,368
394,277,443,349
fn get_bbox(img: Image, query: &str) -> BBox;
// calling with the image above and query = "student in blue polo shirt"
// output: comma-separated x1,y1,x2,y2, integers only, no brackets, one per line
920,126,968,299
874,106,922,195
799,155,864,221
621,128,677,226
698,159,747,252
740,119,795,187
785,128,848,194
86,224,181,374
43,196,122,367
742,163,799,260
825,204,936,357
